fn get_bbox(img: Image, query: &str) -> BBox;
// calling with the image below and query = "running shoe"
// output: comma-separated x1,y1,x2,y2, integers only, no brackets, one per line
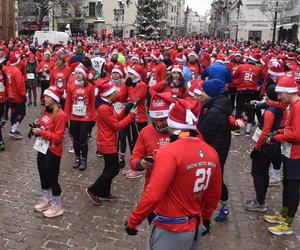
9,131,23,140
245,199,267,212
263,213,286,224
43,204,64,218
85,188,102,205
215,206,229,222
99,194,117,202
231,130,241,136
269,177,281,186
126,170,142,179
34,200,51,212
268,223,293,236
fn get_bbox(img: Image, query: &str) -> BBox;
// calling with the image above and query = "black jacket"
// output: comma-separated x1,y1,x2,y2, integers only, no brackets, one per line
197,95,233,167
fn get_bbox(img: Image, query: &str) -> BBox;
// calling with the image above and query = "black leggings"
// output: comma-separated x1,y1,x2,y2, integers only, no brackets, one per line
235,90,259,123
37,150,61,196
119,125,132,154
228,87,237,109
0,103,4,141
272,145,282,170
220,164,229,202
10,102,26,126
40,80,50,103
282,157,300,218
69,120,92,158
89,153,119,197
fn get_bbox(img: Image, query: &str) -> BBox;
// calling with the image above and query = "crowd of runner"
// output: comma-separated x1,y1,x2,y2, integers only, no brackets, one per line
0,34,300,248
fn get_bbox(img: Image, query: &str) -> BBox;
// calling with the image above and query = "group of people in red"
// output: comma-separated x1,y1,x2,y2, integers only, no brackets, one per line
0,34,300,248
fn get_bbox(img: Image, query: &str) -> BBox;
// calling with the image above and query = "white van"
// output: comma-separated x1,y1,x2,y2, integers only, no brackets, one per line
33,31,70,46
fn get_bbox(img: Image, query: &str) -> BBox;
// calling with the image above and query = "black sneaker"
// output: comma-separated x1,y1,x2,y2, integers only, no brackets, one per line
27,102,32,106
99,194,117,202
119,159,125,169
9,131,23,140
85,188,102,205
245,132,251,137
73,157,81,169
79,158,87,171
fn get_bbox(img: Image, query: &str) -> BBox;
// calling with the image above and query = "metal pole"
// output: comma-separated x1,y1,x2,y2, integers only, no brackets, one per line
272,1,278,47
52,2,55,31
235,1,241,43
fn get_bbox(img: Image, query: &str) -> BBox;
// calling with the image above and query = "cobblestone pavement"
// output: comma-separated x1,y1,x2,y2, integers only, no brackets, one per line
0,103,300,250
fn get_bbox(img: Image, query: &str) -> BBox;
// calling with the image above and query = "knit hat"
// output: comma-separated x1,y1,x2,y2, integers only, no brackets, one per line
44,86,63,103
128,64,143,80
98,81,117,97
171,63,183,75
9,52,20,66
111,64,124,77
266,84,278,101
167,98,199,130
149,92,172,118
275,73,298,93
187,79,203,97
202,79,225,97
75,64,89,78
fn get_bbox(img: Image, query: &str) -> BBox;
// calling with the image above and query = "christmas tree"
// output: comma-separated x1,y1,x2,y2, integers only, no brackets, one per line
135,0,167,40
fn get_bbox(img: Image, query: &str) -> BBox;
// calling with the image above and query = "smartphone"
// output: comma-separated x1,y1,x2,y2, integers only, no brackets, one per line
143,156,154,163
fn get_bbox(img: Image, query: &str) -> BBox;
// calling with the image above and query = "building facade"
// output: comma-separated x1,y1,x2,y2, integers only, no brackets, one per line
0,0,16,40
165,0,185,35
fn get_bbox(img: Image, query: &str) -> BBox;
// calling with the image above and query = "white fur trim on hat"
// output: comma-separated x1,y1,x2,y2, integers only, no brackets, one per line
131,55,140,62
149,110,169,118
44,51,51,56
275,86,298,93
167,117,197,130
171,67,183,75
267,69,285,77
112,68,123,76
248,56,258,62
10,57,21,66
215,60,225,64
128,68,141,80
188,90,195,97
101,85,117,97
193,89,203,95
75,67,87,78
44,89,60,103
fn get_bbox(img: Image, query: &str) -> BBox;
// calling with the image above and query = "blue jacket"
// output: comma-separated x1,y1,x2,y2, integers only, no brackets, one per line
201,61,232,84
183,65,193,85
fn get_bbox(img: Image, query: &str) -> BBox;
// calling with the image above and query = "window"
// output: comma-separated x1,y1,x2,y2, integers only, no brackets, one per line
249,31,262,41
89,2,96,17
61,2,68,15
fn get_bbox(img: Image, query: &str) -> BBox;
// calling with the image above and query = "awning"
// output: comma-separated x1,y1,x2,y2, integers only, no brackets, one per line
277,23,298,30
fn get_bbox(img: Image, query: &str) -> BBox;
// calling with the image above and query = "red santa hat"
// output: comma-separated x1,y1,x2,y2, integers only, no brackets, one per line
111,49,119,56
187,79,203,97
128,64,143,80
296,54,300,64
268,58,285,77
111,64,125,77
287,52,295,60
98,81,117,97
151,51,162,61
149,92,173,118
171,63,183,75
9,52,20,66
188,51,198,59
215,54,226,63
234,51,242,57
44,49,51,56
248,53,260,62
175,52,187,64
131,53,140,63
167,98,199,130
44,86,63,103
75,64,89,78
275,73,298,93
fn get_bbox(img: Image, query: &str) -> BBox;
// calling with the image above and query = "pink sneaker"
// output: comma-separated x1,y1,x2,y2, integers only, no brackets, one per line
126,170,142,179
34,200,51,212
43,204,64,218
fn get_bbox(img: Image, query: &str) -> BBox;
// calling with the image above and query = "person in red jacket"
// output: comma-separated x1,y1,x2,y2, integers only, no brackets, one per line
148,51,167,87
149,63,187,98
4,53,27,139
86,81,137,204
31,86,67,218
233,54,264,136
187,51,201,79
0,64,8,150
125,98,222,249
264,73,300,235
36,50,54,105
129,92,172,188
289,55,300,94
50,54,72,109
64,65,95,171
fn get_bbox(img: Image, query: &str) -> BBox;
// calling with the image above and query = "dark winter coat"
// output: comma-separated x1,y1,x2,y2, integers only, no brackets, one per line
197,95,233,167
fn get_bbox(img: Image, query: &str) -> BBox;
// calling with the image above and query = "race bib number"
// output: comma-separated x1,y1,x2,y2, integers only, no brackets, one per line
27,73,35,80
244,72,253,81
193,168,212,192
252,127,262,143
33,137,49,155
72,103,86,116
282,142,292,158
113,102,125,114
0,82,4,92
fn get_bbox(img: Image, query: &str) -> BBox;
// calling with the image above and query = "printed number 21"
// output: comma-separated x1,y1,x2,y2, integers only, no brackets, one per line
193,168,212,192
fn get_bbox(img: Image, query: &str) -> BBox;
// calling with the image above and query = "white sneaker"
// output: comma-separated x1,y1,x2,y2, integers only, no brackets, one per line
43,204,64,218
68,146,75,154
34,200,51,212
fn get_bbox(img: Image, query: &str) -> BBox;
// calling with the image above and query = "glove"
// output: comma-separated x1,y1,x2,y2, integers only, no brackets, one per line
124,102,134,114
124,221,138,236
202,220,211,236
125,77,133,87
250,148,262,160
